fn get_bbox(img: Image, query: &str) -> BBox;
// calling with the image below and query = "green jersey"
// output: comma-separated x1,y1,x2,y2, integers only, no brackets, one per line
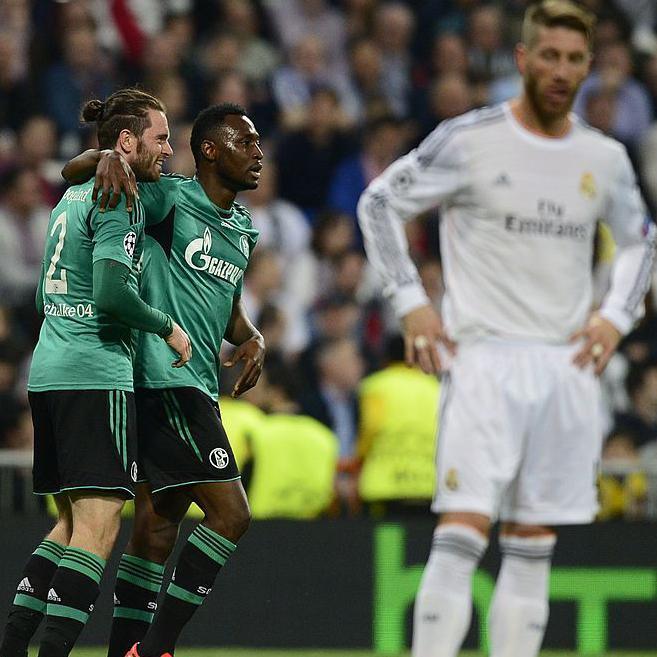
134,174,258,399
28,179,146,392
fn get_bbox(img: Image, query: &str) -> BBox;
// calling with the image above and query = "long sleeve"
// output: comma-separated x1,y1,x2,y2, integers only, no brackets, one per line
93,258,172,337
600,146,657,334
357,118,467,318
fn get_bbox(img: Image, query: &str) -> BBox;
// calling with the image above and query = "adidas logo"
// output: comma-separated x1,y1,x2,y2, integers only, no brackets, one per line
113,593,120,606
17,578,34,593
47,588,61,603
493,172,511,186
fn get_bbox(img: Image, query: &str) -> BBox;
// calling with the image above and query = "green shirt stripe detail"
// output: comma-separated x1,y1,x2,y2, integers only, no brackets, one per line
13,593,46,612
117,570,162,592
120,554,165,575
187,532,228,566
47,603,89,624
113,607,155,623
167,582,205,606
196,525,236,552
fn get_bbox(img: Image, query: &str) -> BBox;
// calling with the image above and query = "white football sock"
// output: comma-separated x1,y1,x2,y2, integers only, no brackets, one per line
488,534,556,657
412,524,488,657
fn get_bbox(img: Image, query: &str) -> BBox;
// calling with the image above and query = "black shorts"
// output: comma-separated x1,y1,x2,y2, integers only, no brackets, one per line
135,387,240,493
29,389,137,497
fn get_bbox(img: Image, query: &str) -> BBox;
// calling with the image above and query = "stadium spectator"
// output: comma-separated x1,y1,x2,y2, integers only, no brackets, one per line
263,0,347,81
357,334,439,517
0,32,34,133
222,0,281,85
241,164,313,353
15,116,63,206
276,87,354,217
372,2,416,117
574,40,653,150
166,122,195,177
0,166,50,313
43,27,116,152
614,360,657,449
467,4,517,83
328,114,407,223
300,337,364,515
242,362,339,519
598,428,648,520
344,38,394,124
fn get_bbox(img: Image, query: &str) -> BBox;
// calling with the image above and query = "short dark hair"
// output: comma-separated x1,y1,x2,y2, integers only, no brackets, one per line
81,88,166,149
190,103,248,167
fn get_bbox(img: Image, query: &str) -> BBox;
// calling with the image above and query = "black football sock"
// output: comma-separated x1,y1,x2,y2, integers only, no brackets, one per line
0,539,66,657
139,525,236,657
37,547,105,657
107,554,164,657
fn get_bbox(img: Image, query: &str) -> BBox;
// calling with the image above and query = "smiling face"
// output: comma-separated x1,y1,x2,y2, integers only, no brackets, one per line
131,109,173,181
517,25,591,123
213,114,263,191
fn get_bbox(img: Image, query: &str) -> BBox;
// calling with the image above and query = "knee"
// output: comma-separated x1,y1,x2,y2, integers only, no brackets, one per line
131,513,180,564
205,498,251,543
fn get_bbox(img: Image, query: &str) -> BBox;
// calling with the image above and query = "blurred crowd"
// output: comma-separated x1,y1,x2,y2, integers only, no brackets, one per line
2,0,657,519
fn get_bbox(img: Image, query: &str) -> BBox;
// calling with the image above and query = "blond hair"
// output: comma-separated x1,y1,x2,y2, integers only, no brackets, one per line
521,1,595,49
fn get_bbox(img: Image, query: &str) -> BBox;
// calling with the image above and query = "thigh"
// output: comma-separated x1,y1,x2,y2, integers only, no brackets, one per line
432,346,527,519
502,354,602,525
31,390,137,497
137,387,241,494
30,391,59,495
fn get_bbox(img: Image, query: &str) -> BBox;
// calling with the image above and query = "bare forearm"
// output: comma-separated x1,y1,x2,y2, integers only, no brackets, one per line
61,149,105,184
224,298,262,345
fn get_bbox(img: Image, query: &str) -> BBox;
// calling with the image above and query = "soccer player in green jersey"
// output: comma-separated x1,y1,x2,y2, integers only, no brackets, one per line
62,103,266,657
0,90,192,657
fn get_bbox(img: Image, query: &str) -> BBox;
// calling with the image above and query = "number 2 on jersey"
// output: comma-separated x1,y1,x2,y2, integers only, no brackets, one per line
45,211,68,294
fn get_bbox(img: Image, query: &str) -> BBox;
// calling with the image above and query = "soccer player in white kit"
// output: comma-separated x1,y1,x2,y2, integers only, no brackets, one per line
357,2,656,657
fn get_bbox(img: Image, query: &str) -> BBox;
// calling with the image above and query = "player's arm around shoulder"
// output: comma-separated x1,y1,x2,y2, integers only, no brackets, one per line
62,149,138,213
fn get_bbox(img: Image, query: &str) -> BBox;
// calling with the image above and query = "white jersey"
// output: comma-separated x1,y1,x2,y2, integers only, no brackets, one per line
357,102,656,342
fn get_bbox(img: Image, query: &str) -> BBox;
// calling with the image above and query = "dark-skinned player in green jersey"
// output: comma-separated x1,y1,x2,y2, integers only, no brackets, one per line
62,103,266,657
0,89,191,657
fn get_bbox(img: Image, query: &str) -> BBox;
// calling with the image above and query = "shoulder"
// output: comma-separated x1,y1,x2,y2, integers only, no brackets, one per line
571,115,626,157
417,104,506,165
233,201,254,226
139,172,191,196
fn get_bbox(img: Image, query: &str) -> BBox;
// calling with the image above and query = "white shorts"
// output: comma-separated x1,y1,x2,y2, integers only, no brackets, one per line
432,340,602,525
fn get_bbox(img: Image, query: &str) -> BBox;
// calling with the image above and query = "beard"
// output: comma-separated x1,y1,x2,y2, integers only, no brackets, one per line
525,72,577,125
132,140,160,181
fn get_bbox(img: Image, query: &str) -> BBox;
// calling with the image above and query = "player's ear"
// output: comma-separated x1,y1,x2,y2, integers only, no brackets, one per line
117,129,135,154
200,140,216,162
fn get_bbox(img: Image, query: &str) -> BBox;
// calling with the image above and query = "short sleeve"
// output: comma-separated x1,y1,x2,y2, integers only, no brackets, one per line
90,196,139,268
138,174,184,226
